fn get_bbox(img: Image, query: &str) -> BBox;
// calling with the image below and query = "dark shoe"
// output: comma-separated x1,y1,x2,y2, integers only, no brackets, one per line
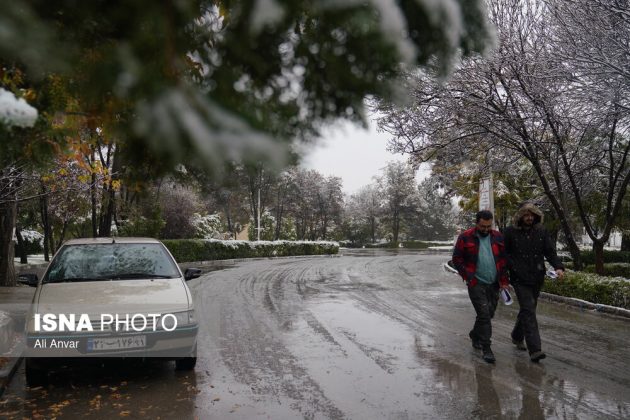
512,338,527,351
482,349,496,363
469,331,482,350
530,351,546,362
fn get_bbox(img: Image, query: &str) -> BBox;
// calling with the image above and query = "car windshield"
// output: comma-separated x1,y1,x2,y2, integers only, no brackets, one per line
43,243,180,283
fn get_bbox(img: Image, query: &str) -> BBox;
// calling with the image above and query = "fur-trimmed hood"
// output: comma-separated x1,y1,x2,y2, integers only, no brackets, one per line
512,202,543,228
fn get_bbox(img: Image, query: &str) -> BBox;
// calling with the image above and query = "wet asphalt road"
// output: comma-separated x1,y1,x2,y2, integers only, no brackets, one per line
1,249,629,419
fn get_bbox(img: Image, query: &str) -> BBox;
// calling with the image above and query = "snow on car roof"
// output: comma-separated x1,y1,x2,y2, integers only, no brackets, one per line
62,237,162,245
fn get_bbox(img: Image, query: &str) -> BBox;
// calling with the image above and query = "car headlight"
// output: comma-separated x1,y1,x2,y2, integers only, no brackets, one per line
170,310,196,328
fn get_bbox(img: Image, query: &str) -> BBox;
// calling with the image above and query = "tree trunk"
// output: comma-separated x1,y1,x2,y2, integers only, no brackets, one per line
274,203,284,241
91,169,98,238
549,228,559,251
98,143,120,237
15,224,27,264
56,220,68,250
392,210,400,243
226,211,233,239
98,186,115,237
0,198,17,287
621,233,630,252
39,186,50,262
593,240,605,275
370,217,376,243
565,235,582,271
48,217,56,256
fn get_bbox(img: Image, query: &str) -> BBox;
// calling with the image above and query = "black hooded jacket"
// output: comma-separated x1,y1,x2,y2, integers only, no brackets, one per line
504,203,564,285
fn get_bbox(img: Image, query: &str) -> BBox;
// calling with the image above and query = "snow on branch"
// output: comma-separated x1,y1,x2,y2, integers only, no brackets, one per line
0,88,38,128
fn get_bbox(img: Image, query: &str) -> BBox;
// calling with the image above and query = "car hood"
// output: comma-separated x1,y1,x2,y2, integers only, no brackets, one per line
35,279,190,315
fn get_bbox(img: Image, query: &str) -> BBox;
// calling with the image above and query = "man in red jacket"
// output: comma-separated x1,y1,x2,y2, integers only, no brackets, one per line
452,210,509,363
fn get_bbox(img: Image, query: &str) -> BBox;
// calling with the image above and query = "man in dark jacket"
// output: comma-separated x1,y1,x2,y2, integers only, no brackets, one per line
504,202,564,362
452,210,509,363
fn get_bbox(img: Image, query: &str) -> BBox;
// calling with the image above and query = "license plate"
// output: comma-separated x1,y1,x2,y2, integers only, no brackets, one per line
88,335,146,351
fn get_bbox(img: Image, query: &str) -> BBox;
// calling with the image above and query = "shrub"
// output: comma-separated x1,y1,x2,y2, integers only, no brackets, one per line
583,263,630,280
163,239,339,263
580,250,630,265
365,242,399,248
542,271,630,309
247,211,275,241
15,229,44,255
118,207,165,238
402,241,446,249
191,213,223,239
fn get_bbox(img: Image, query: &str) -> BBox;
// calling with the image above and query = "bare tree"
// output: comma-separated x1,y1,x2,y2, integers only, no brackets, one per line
376,161,417,243
350,184,382,244
313,176,344,240
270,170,298,240
377,0,630,271
0,165,22,286
292,169,324,240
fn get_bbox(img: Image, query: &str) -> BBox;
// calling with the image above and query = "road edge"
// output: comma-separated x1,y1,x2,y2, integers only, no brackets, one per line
0,356,22,398
540,291,630,319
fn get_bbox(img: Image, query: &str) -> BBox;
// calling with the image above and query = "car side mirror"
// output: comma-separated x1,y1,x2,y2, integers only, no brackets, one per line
18,273,39,287
184,268,202,281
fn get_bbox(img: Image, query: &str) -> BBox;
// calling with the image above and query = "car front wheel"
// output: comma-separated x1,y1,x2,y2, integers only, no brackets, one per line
175,344,197,371
25,358,49,387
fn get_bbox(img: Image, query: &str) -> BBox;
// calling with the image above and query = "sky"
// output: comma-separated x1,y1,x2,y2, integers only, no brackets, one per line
301,117,429,195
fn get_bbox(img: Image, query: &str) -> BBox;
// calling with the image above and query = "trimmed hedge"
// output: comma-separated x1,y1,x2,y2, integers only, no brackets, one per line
402,241,445,249
365,242,401,248
583,263,630,280
580,250,630,265
363,241,443,249
163,239,339,263
542,271,630,310
14,239,43,256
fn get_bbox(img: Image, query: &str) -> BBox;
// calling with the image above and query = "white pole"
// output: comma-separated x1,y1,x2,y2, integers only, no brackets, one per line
257,174,261,241
479,174,495,228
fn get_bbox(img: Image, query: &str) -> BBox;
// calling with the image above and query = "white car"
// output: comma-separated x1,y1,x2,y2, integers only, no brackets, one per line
21,237,200,386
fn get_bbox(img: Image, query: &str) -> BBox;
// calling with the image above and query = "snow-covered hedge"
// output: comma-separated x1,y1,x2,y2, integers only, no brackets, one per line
583,263,630,280
361,241,444,249
580,250,630,265
0,88,38,128
163,239,339,263
15,229,44,255
543,271,630,310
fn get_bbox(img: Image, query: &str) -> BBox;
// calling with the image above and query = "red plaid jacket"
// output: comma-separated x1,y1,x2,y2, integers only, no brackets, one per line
452,228,508,288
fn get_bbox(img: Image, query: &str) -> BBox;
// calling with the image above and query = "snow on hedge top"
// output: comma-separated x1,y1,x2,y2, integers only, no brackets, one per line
569,271,630,284
201,239,339,249
0,88,38,128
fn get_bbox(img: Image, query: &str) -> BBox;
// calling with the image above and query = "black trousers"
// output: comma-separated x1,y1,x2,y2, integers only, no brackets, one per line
511,282,543,354
468,282,499,350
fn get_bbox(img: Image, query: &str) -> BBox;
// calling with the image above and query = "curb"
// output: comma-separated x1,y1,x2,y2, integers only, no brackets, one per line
540,292,630,319
0,356,22,397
